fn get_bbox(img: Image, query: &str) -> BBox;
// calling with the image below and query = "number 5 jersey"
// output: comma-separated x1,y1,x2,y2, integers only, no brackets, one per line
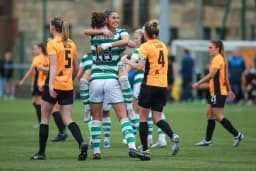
47,36,77,90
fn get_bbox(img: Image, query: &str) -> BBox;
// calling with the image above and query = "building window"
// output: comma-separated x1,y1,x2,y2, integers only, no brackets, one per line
139,0,149,26
123,0,133,27
169,27,179,41
215,27,226,40
203,26,211,40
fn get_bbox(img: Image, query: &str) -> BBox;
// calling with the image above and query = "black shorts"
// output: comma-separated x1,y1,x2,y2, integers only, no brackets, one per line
208,95,226,108
138,84,167,112
42,85,73,105
31,86,42,96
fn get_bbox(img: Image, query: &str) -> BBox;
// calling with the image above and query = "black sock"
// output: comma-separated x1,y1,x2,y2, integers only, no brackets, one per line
68,122,84,146
220,118,239,137
39,124,49,154
156,120,174,139
52,112,66,134
139,122,148,151
33,103,41,123
205,119,216,141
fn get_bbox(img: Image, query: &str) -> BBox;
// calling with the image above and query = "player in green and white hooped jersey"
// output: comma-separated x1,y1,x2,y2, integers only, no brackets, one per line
85,12,144,160
124,29,167,148
77,53,112,148
102,10,136,123
85,10,137,146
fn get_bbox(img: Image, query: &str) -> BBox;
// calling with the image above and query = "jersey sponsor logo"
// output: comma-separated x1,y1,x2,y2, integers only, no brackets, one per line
58,70,63,76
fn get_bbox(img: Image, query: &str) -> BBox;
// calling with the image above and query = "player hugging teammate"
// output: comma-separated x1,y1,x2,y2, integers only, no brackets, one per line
28,8,244,162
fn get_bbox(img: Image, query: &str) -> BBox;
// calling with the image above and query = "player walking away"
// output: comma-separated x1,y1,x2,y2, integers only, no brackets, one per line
19,43,49,127
123,29,167,148
192,40,244,147
31,16,88,160
123,20,180,160
19,43,67,141
87,12,144,160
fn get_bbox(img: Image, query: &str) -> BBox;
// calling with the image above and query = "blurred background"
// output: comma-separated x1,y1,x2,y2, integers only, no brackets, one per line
0,0,256,104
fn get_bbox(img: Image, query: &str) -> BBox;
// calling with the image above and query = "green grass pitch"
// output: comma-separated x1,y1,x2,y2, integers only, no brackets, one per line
0,99,256,171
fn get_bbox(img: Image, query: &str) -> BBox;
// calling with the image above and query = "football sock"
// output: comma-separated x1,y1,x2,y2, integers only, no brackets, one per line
139,122,149,151
91,120,101,154
119,76,133,111
79,79,90,114
68,122,84,146
220,118,239,137
120,118,136,149
205,119,216,141
39,124,49,154
102,117,111,142
130,112,140,135
33,103,41,123
157,113,166,138
156,120,174,139
52,111,66,134
147,112,154,141
87,119,92,141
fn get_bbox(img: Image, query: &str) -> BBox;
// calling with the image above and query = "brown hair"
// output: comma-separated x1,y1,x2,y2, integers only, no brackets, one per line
91,12,106,28
50,16,69,41
144,19,160,39
36,43,47,55
104,9,117,18
210,40,229,81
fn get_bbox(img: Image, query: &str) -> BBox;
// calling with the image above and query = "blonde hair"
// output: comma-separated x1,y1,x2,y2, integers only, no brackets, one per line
50,16,69,42
62,21,69,41
135,28,144,36
144,19,160,38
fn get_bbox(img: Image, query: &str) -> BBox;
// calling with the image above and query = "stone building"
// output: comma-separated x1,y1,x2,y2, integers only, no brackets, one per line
0,0,255,63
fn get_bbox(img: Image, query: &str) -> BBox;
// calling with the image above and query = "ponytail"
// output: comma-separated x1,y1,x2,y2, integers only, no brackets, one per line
62,21,69,42
144,19,160,39
211,40,229,82
51,16,69,42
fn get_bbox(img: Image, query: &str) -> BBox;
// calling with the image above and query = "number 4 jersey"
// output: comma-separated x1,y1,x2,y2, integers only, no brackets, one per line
90,28,128,81
139,39,168,88
47,36,77,90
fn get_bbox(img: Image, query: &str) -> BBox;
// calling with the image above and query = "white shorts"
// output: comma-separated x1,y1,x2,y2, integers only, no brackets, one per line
89,79,124,104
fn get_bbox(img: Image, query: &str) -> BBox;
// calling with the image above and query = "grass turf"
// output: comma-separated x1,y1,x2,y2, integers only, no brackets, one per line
0,99,255,171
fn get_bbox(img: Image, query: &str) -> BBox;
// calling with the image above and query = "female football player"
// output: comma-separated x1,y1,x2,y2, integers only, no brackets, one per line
19,43,49,125
81,10,136,149
86,12,144,160
123,20,180,160
31,16,87,160
123,28,168,148
192,40,244,147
